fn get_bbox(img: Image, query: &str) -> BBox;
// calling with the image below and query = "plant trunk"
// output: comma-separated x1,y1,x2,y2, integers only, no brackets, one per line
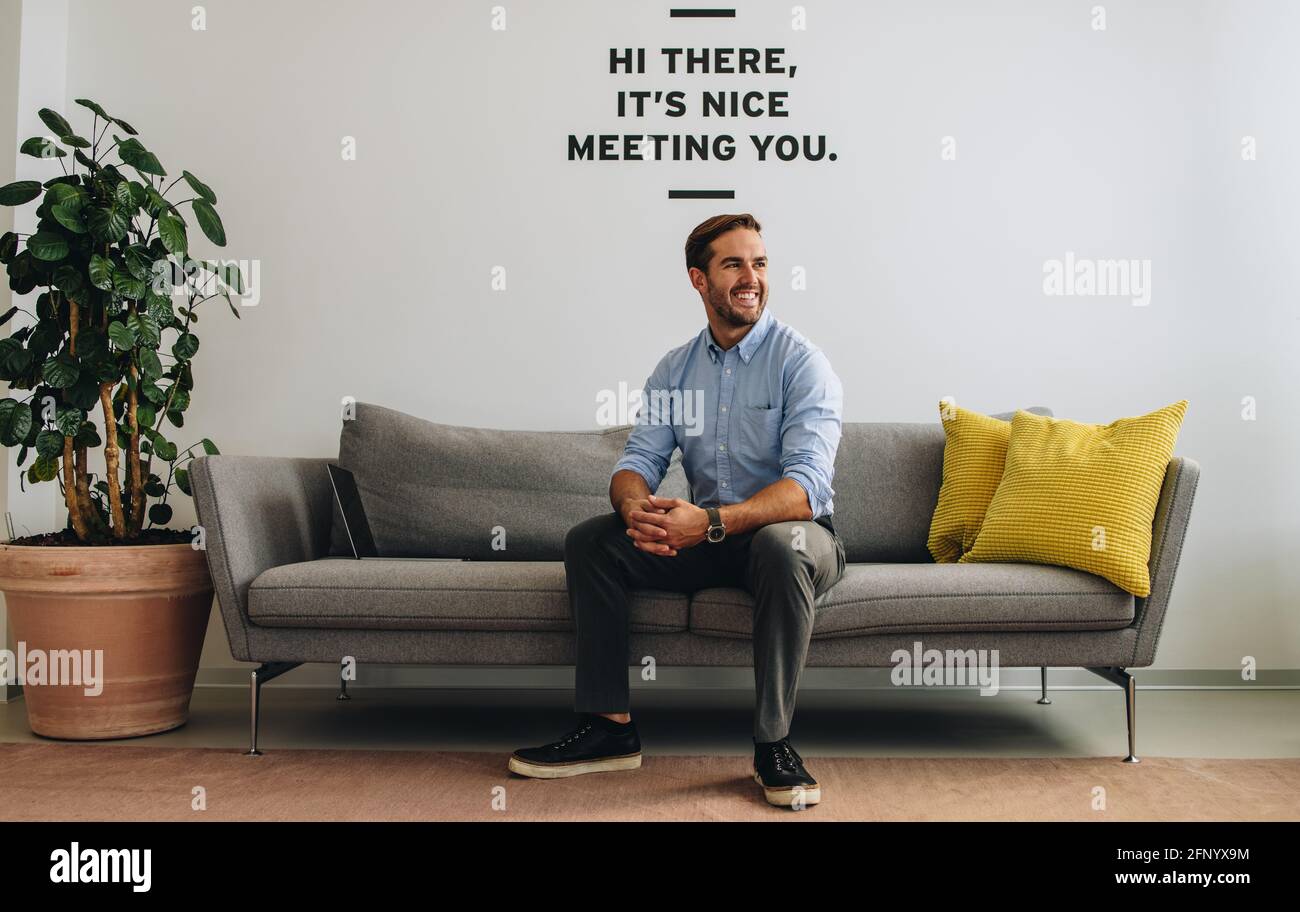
61,295,90,540
61,438,89,539
98,383,127,539
73,443,107,539
127,365,144,534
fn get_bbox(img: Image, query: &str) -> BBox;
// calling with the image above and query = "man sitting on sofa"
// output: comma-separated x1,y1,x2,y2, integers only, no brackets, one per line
509,213,846,808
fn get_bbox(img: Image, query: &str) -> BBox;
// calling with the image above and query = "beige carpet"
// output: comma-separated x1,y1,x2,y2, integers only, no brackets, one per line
1,742,1296,821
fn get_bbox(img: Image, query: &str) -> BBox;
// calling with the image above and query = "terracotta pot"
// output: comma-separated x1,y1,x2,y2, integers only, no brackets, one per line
0,542,213,740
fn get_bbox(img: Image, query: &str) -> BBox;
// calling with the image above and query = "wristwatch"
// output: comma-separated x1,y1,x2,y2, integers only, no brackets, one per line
705,506,726,543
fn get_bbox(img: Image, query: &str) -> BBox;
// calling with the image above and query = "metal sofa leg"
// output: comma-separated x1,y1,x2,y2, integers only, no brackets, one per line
337,660,352,702
1084,666,1139,763
1037,666,1052,705
245,661,301,756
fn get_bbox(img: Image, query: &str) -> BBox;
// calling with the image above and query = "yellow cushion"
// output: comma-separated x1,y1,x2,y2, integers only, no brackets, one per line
927,404,1013,562
959,401,1188,596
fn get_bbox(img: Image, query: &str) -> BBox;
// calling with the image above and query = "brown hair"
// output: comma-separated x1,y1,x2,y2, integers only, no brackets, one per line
684,213,762,273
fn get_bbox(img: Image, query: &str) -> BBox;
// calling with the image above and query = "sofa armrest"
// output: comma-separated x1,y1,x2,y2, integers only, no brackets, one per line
190,455,335,662
1130,456,1200,667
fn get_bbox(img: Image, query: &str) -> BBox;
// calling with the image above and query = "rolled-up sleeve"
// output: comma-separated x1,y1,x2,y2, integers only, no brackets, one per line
779,348,842,519
612,355,678,492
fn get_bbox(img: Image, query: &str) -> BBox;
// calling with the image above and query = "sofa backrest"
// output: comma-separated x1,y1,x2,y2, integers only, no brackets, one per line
331,402,689,560
333,401,1049,562
831,407,1052,562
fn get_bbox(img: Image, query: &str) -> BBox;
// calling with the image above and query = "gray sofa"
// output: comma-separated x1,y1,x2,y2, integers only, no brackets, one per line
190,402,1199,761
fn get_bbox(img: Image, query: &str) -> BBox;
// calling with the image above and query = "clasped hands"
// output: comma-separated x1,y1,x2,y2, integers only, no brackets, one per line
621,493,709,557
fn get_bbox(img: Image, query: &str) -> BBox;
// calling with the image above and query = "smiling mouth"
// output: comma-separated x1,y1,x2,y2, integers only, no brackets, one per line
732,289,759,304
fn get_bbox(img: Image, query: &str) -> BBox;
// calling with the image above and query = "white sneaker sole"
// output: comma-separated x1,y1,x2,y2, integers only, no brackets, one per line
508,752,642,779
753,768,821,807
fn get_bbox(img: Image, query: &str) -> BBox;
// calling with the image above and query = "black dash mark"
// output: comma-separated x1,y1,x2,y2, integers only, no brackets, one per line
669,9,736,18
668,190,736,199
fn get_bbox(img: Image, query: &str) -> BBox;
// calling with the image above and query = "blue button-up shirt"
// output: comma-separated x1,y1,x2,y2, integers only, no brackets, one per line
612,307,843,519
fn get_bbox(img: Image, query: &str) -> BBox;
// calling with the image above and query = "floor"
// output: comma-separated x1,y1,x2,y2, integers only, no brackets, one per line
2,685,1296,760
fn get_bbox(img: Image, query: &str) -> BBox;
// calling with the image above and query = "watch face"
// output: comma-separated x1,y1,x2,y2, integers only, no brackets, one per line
707,526,725,543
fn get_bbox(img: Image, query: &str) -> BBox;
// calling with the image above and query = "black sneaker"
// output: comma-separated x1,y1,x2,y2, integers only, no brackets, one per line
508,714,642,779
753,737,821,808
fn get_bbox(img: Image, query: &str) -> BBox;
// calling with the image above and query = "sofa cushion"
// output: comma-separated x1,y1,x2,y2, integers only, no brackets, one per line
329,402,689,559
248,558,688,632
688,561,1134,639
831,407,1051,562
960,402,1188,597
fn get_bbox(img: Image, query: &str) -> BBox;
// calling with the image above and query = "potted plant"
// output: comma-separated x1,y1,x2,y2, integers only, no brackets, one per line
0,99,241,738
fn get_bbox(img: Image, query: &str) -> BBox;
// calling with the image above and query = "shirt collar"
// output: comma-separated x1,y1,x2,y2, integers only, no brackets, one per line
704,307,775,364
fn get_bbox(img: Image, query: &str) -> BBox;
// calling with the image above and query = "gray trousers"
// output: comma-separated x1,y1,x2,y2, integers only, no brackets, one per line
563,510,847,742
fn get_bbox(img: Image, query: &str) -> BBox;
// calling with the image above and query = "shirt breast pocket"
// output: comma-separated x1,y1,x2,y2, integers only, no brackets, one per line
735,405,783,464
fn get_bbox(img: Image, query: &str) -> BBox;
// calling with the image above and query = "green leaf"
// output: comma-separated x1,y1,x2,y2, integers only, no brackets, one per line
113,180,135,210
113,270,147,300
29,455,60,483
44,182,83,204
42,351,80,388
88,254,116,290
20,136,66,159
201,437,219,455
115,136,164,176
57,134,91,149
37,108,72,138
108,321,136,349
75,327,109,361
157,213,187,254
55,405,86,437
66,373,101,411
0,180,43,205
144,478,166,497
52,264,87,298
151,433,177,461
35,428,65,459
0,398,34,446
138,347,162,381
27,231,69,261
182,170,217,204
191,199,225,247
168,385,190,413
147,293,174,327
74,421,100,448
73,150,99,174
111,117,138,136
0,231,17,263
123,245,152,279
86,206,128,243
172,332,199,360
149,502,173,525
75,98,111,120
0,338,32,379
50,201,87,233
175,467,192,496
145,187,170,216
127,312,161,347
141,382,166,405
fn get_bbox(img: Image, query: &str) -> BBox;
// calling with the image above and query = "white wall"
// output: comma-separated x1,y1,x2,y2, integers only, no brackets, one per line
0,0,20,701
1,0,1293,673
